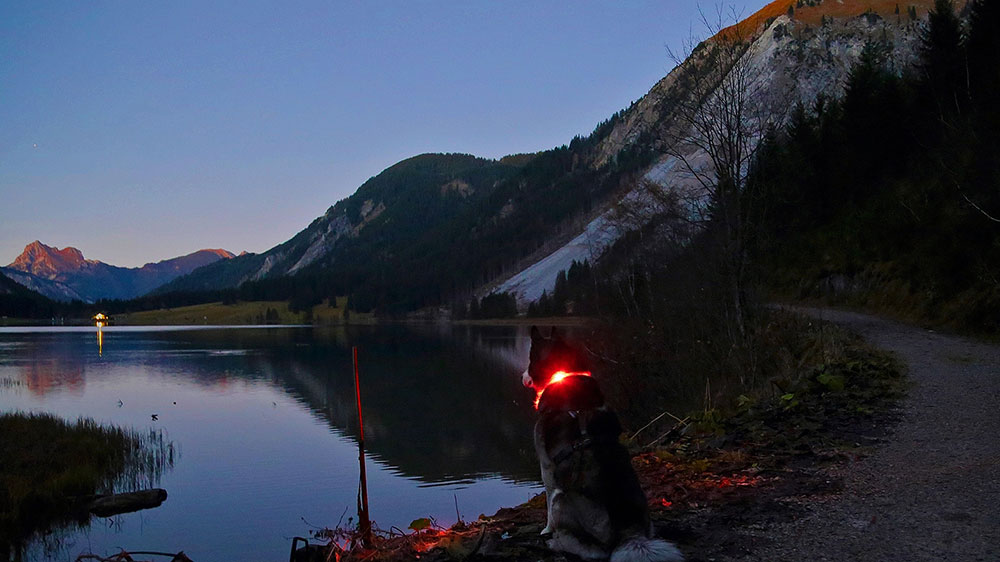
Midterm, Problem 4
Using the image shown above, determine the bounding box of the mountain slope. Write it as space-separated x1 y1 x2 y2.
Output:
4 242 235 302
0 268 86 302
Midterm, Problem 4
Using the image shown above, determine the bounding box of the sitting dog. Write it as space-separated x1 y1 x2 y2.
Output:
522 327 683 562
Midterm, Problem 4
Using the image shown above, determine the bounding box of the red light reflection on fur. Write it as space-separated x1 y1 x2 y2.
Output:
533 370 592 409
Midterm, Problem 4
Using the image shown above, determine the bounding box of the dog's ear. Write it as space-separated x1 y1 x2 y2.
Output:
530 325 542 341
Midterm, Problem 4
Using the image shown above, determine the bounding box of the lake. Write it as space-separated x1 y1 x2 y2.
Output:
0 324 543 561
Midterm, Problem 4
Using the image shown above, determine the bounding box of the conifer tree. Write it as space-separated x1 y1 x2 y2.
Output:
919 0 965 115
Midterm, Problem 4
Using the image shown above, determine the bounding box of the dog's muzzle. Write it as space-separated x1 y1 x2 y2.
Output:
521 370 534 388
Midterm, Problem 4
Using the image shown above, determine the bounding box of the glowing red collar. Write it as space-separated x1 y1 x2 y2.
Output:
534 371 592 409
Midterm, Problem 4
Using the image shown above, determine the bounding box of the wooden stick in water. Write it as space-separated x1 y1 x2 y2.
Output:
354 346 374 548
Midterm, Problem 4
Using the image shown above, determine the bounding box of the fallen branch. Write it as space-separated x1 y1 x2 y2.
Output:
645 417 691 449
629 409 685 442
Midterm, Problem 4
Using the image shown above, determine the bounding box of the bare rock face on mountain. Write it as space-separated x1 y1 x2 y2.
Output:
9 242 89 279
595 0 942 168
2 241 234 302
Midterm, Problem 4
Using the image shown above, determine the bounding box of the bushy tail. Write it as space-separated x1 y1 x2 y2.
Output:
610 535 684 562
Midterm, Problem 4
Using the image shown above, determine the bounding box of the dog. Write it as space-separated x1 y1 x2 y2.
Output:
522 326 683 562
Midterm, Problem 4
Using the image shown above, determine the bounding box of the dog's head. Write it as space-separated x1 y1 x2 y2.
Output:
521 326 589 391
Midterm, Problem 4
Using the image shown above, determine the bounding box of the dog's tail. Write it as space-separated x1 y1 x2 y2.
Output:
610 535 684 562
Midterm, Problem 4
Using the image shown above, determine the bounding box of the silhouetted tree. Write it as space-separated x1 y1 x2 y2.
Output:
919 0 965 116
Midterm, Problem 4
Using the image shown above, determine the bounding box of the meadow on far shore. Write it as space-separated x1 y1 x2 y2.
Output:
1 299 586 327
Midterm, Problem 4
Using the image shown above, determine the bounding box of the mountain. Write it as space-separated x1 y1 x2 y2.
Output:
156 124 653 313
154 153 542 300
501 0 949 303
3 241 235 302
158 0 950 313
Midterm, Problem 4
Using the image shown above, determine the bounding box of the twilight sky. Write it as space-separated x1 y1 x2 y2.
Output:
1 1 763 268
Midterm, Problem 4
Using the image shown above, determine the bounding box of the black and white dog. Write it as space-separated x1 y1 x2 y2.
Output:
522 327 683 562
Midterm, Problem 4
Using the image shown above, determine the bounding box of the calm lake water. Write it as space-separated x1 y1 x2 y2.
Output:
0 325 543 561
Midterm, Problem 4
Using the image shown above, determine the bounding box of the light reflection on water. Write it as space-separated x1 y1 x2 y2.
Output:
0 325 542 561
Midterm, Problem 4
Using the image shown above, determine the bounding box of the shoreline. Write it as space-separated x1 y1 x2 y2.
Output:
0 314 592 329
292 308 909 561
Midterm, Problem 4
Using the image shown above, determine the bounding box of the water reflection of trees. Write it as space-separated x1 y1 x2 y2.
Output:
247 326 541 485
4 326 540 485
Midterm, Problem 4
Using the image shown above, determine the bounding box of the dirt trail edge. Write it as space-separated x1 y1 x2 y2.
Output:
747 307 1000 561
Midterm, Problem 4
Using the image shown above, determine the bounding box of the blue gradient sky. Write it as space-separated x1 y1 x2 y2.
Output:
1 1 762 268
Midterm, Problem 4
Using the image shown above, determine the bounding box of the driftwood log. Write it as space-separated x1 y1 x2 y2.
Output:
89 488 168 517
76 550 192 562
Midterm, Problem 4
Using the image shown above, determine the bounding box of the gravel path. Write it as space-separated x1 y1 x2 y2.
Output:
743 307 1000 561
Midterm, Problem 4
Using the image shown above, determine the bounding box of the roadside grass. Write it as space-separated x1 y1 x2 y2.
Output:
767 259 1000 337
0 412 173 556
623 317 907 558
653 324 906 463
592 309 907 456
117 298 372 326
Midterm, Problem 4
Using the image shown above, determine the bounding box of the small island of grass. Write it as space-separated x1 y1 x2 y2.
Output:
0 412 174 558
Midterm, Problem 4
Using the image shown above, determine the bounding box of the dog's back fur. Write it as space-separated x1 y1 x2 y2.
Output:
526 327 683 561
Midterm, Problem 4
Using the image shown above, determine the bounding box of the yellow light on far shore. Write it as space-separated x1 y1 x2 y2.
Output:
93 313 108 355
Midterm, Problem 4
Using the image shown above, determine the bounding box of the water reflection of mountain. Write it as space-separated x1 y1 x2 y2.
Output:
3 326 540 485
222 326 540 485
0 332 91 395
20 358 85 396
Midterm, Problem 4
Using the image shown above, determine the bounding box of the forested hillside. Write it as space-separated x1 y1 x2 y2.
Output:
0 271 65 319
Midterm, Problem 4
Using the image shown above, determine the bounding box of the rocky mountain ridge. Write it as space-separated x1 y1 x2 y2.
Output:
595 1 943 167
3 241 235 302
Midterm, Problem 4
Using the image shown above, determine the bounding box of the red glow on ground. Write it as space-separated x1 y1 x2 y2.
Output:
533 370 592 408
660 498 673 508
412 540 436 553
412 530 444 553
715 475 763 488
